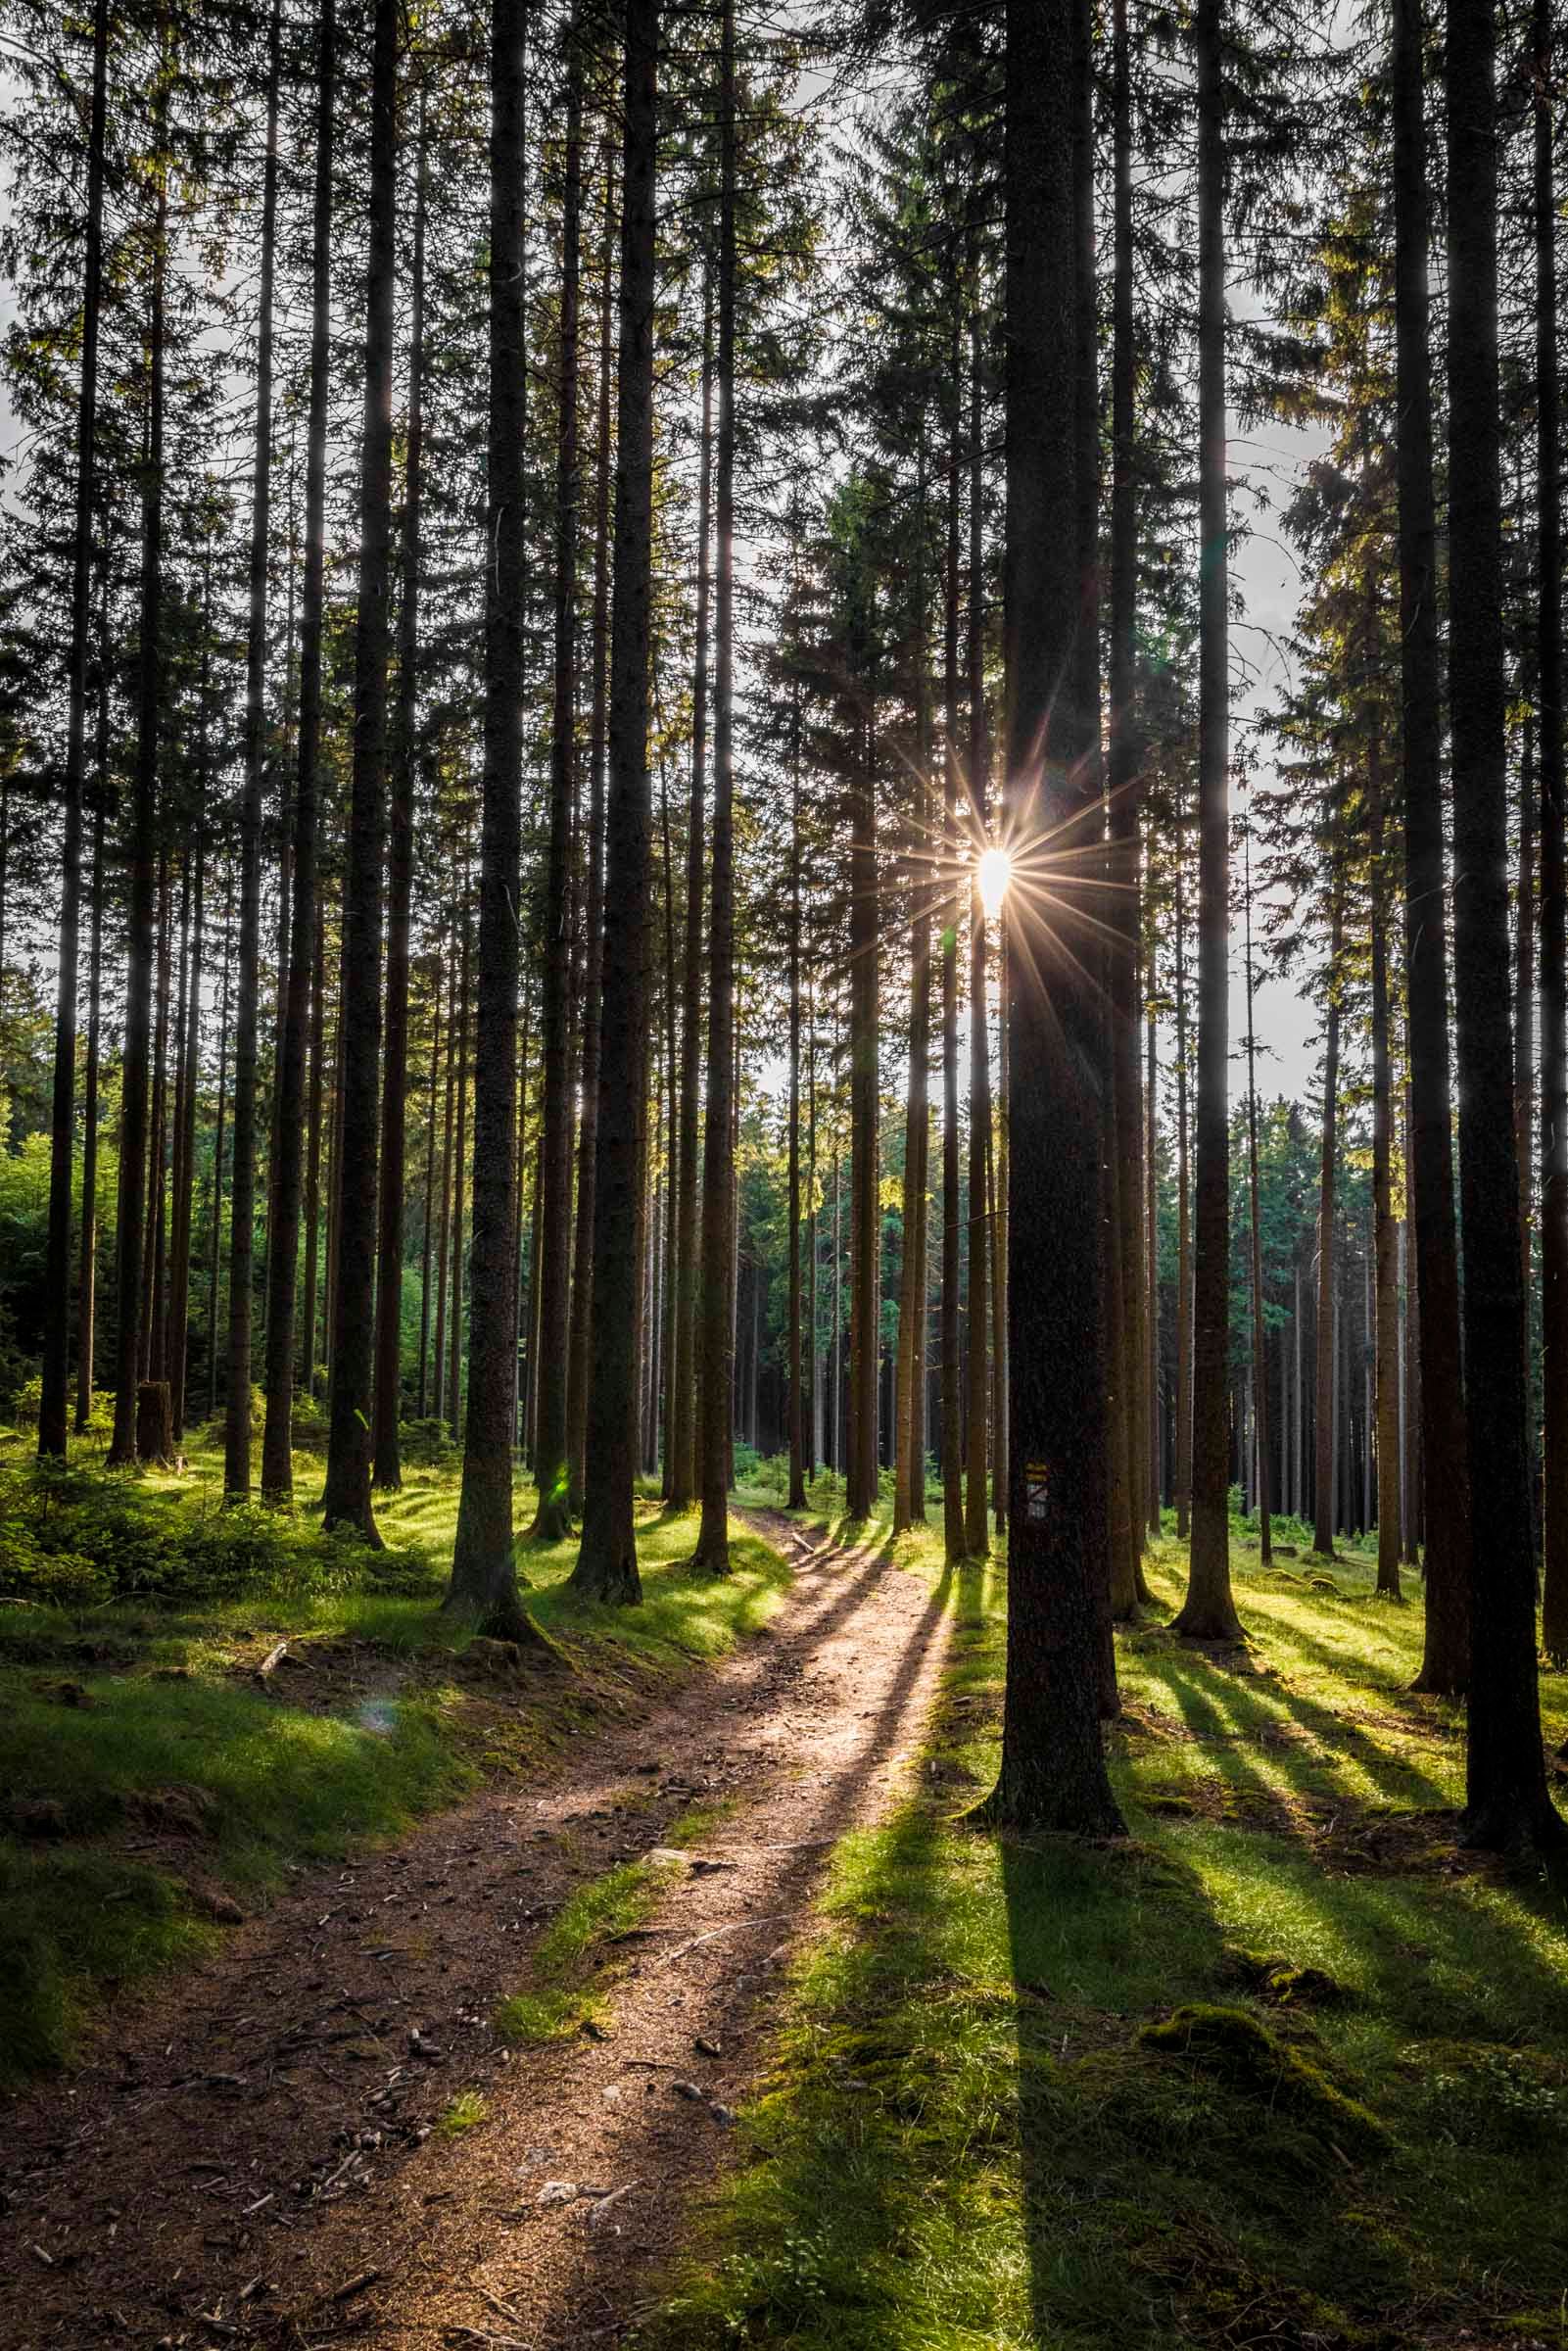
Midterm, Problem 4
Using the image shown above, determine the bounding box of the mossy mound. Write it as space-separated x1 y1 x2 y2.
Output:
1222 1945 1350 2007
1141 2003 1387 2150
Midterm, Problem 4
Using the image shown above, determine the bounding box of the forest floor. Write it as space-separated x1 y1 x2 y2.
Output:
0 1477 954 2349
9 1445 1568 2348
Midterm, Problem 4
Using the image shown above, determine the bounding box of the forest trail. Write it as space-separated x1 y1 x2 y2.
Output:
0 1510 954 2350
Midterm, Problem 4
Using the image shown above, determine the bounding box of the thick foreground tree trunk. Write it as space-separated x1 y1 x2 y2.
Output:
1446 0 1561 1852
978 0 1125 1840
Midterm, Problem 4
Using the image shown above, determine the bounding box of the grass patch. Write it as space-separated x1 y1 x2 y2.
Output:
436 2088 490 2137
646 1524 1568 2351
0 1435 790 2088
495 1848 684 2044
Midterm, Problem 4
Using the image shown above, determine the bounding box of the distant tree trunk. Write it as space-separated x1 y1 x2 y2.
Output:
76 786 107 1434
168 840 203 1446
1536 0 1568 1661
671 261 713 1513
691 0 737 1575
964 311 990 1560
321 0 397 1542
301 906 326 1400
445 0 537 1639
448 913 471 1441
373 103 429 1494
530 8 584 1545
572 0 660 1603
567 136 617 1520
252 0 314 1499
847 698 880 1523
806 983 819 1477
787 687 807 1511
1243 820 1271 1566
418 954 442 1416
1447 0 1562 1850
39 0 110 1461
1312 867 1344 1556
1175 0 1240 1640
207 872 232 1424
144 852 171 1386
1392 0 1469 1689
1175 847 1192 1536
940 339 965 1562
432 929 457 1427
1517 713 1537 1429
1369 715 1402 1600
1146 1002 1161 1532
981 0 1124 1838
991 919 1008 1530
894 448 931 1536
108 71 167 1469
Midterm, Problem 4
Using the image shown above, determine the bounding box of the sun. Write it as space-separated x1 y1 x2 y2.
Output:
977 845 1013 923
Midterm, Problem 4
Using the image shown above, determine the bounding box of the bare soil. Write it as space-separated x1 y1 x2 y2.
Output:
0 1511 954 2350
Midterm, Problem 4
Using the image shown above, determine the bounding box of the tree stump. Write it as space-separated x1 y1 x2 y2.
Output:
135 1380 176 1467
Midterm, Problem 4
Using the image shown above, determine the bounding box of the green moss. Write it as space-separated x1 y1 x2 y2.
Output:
436 2087 489 2136
1141 2002 1388 2148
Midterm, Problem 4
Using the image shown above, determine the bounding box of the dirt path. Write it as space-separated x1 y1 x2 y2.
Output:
0 1511 954 2350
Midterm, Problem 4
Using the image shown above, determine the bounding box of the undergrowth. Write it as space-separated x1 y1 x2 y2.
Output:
645 1520 1568 2351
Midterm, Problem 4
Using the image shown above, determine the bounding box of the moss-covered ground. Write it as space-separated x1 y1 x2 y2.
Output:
648 1500 1568 2351
0 1421 788 2087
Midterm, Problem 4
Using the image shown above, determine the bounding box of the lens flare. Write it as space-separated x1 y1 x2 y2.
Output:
977 845 1012 923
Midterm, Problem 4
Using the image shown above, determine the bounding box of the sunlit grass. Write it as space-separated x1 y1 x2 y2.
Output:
647 1521 1568 2351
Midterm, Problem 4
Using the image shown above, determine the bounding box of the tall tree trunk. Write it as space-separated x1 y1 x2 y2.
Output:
1393 0 1469 1688
940 335 965 1562
418 950 442 1418
691 0 738 1573
301 906 326 1402
572 0 660 1602
1536 0 1568 1661
964 310 990 1559
567 137 617 1519
168 839 203 1446
1110 0 1148 1576
848 700 880 1523
530 6 584 1543
433 927 457 1428
449 910 471 1441
1312 867 1344 1555
1175 0 1240 1639
671 261 713 1514
894 447 931 1535
108 55 167 1469
1175 844 1192 1536
39 0 110 1460
76 786 107 1434
251 0 312 1497
373 103 429 1493
445 0 537 1638
1446 0 1561 1849
787 683 807 1510
321 0 398 1540
1147 998 1161 1532
1370 713 1402 1600
207 871 232 1424
981 0 1124 1838
1243 818 1271 1564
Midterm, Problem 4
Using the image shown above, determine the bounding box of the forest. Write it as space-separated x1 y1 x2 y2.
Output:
4 0 1568 2341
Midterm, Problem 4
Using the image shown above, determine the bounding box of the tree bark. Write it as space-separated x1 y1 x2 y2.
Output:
1536 0 1568 1661
1312 866 1344 1555
691 0 737 1574
1243 820 1271 1565
108 54 167 1469
572 0 660 1604
567 133 617 1521
1369 710 1402 1599
39 0 110 1461
980 0 1124 1838
254 0 317 1499
1175 846 1192 1536
445 0 538 1640
964 309 990 1560
1447 0 1561 1850
321 0 398 1542
1175 0 1241 1641
1393 0 1469 1690
373 102 429 1493
530 6 585 1544
940 336 965 1562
